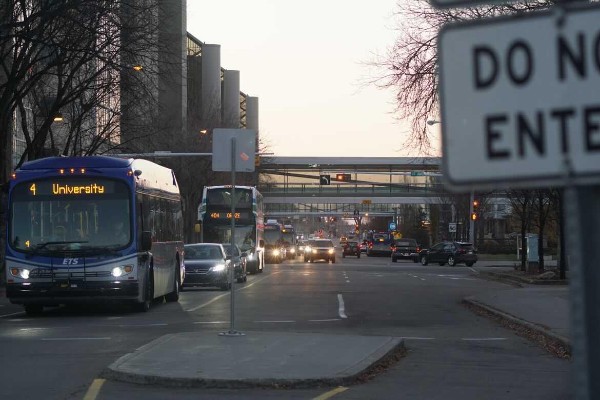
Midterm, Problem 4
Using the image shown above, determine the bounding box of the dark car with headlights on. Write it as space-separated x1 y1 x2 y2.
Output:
305 239 336 263
183 243 232 290
391 238 419 263
342 241 361 258
419 241 477 267
221 243 247 283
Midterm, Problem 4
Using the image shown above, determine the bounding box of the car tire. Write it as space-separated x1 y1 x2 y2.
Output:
220 283 231 291
357 254 360 259
413 257 419 263
466 262 475 267
447 256 456 267
331 258 336 264
392 257 397 263
420 255 428 266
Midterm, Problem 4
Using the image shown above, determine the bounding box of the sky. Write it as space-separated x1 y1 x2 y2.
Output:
187 1 425 158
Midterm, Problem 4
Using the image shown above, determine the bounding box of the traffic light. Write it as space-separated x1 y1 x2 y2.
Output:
471 199 480 221
335 173 351 182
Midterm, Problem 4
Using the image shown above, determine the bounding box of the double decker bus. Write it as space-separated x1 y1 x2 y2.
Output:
5 156 185 314
198 186 264 274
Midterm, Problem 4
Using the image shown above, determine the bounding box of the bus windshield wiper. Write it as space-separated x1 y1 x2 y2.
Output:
34 241 89 250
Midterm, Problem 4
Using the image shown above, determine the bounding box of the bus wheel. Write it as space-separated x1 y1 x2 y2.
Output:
165 270 180 302
25 304 43 315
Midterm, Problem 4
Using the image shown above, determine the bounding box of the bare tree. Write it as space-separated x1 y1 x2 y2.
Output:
506 189 534 271
369 0 555 153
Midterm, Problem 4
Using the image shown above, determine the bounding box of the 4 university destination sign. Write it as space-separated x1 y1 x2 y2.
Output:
439 4 600 189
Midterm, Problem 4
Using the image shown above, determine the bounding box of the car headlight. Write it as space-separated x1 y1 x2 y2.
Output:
290 248 295 253
305 246 311 252
210 264 226 272
111 265 133 278
312 249 317 254
246 253 253 260
328 249 334 254
272 249 280 256
10 268 30 280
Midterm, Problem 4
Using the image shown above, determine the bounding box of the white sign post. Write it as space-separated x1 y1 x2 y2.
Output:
439 5 600 399
213 129 256 337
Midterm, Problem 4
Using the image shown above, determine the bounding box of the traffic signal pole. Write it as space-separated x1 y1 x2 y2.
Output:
469 190 475 244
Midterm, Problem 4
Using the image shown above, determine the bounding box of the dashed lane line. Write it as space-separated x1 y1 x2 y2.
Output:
313 386 349 400
337 294 348 319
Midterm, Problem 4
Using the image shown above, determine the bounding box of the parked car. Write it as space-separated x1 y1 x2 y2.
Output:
342 241 361 258
305 239 336 263
221 243 247 283
419 241 477 267
391 238 420 263
183 243 232 290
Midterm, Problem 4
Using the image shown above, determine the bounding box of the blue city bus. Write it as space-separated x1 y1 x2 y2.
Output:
198 185 265 274
5 156 185 314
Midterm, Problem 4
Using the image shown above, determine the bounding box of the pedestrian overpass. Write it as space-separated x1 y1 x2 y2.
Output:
257 156 445 218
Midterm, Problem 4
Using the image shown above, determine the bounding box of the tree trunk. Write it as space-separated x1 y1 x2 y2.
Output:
538 192 545 273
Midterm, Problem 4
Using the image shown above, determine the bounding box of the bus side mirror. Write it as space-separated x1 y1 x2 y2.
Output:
194 223 200 233
141 231 152 251
259 239 265 248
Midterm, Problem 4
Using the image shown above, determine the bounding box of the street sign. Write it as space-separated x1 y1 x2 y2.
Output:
449 223 457 233
389 222 397 231
212 129 256 172
439 5 600 189
410 171 425 177
319 174 330 185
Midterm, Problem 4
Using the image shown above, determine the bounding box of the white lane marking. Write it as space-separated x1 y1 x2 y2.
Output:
185 272 279 312
309 318 342 322
345 280 350 283
469 267 479 274
193 321 228 324
402 337 436 340
116 323 168 327
42 337 111 341
462 338 507 341
253 320 295 323
0 311 25 318
337 294 348 319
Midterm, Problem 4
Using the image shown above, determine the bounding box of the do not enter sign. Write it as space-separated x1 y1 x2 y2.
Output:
439 4 600 189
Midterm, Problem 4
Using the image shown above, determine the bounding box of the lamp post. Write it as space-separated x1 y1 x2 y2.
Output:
427 118 475 243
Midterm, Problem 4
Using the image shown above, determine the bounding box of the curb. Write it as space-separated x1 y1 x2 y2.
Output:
480 271 568 286
463 296 571 358
101 337 407 389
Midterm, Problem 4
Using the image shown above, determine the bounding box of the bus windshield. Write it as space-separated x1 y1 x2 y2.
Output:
9 178 131 254
203 224 256 252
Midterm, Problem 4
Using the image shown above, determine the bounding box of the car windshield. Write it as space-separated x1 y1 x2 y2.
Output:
185 245 222 260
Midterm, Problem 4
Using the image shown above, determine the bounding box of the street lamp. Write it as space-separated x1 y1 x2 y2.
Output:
53 113 64 123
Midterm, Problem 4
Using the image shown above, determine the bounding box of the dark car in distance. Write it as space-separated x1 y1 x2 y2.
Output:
342 241 360 258
391 238 419 263
305 239 336 263
342 241 361 258
183 243 232 290
419 241 477 267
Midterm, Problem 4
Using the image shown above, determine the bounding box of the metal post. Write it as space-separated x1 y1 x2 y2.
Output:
469 190 475 244
220 137 244 337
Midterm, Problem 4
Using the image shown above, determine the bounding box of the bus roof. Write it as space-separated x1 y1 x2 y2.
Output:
17 156 133 170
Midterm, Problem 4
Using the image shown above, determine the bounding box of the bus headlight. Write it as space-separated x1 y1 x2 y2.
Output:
10 268 30 279
210 264 226 272
290 248 295 254
111 265 133 278
272 249 280 256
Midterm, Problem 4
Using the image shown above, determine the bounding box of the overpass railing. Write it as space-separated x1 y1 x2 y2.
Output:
258 182 448 196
